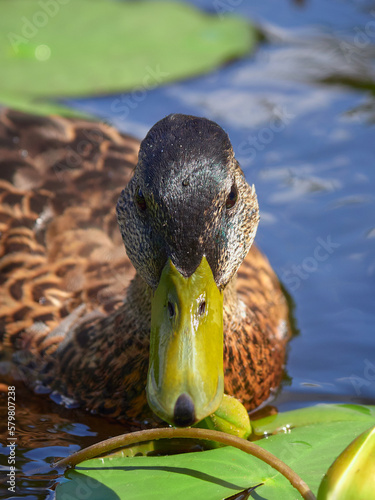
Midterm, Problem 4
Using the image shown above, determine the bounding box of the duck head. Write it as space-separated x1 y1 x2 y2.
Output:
117 114 259 426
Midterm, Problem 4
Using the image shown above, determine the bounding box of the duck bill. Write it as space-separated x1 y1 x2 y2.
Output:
146 256 224 427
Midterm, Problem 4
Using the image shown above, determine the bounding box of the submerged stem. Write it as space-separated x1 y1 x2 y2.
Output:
54 427 316 500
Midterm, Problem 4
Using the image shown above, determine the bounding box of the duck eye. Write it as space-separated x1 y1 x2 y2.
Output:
226 184 238 210
135 188 147 211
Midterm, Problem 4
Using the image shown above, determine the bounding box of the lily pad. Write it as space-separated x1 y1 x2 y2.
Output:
252 403 375 436
56 404 375 500
0 0 256 115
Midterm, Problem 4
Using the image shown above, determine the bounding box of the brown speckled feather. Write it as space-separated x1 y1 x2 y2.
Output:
0 109 289 424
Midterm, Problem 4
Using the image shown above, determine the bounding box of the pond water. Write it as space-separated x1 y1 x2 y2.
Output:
1 0 375 498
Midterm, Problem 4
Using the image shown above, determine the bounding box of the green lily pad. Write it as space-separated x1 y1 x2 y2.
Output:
0 91 90 117
0 0 256 115
252 403 375 436
56 404 375 500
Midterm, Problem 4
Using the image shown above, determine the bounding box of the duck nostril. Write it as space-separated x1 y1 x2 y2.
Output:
167 301 175 318
174 393 196 427
198 300 206 316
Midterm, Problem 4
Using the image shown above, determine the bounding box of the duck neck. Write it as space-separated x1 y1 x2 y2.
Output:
223 273 240 323
123 273 152 333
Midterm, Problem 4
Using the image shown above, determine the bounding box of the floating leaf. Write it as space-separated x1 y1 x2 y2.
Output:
252 403 375 436
0 0 256 114
56 404 375 500
58 447 267 500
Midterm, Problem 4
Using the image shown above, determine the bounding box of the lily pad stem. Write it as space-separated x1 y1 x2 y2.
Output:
54 427 316 500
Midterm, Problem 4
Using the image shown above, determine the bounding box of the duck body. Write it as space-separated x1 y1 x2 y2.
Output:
0 109 289 425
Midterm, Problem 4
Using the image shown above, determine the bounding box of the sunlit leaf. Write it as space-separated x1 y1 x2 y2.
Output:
252 403 375 436
56 404 375 500
0 0 256 114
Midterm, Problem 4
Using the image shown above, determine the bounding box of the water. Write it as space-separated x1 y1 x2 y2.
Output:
1 0 375 498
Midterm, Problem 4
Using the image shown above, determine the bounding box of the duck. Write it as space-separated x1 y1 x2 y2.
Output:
0 109 290 427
